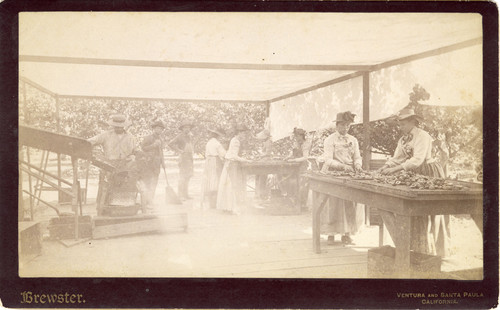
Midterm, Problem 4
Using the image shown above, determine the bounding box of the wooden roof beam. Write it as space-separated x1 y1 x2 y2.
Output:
58 94 267 105
19 76 57 97
369 37 482 71
19 55 371 71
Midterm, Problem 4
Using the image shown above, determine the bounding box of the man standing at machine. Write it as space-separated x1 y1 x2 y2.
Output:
88 114 138 215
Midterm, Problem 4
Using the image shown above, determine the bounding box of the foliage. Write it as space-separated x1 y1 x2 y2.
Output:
20 82 482 173
20 83 267 156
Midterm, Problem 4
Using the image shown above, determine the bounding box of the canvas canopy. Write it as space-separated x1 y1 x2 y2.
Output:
19 12 482 140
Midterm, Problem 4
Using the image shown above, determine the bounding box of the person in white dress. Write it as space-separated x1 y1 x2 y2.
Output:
216 124 251 214
319 111 365 245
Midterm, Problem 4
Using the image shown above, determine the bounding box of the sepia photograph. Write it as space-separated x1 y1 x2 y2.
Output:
4 4 497 308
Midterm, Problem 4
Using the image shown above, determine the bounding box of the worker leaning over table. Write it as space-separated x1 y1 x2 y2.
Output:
378 108 450 257
318 111 365 245
283 127 312 211
87 114 139 215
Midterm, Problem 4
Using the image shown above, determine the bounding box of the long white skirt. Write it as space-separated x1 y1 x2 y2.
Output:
216 161 245 213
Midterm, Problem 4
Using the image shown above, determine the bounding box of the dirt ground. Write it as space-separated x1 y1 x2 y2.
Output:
19 156 483 279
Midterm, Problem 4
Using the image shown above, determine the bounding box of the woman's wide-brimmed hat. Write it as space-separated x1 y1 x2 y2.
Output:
151 120 165 129
334 111 356 124
397 108 424 122
107 114 131 128
179 120 194 129
207 127 225 136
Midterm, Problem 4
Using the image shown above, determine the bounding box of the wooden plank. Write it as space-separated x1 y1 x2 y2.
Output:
268 71 366 104
92 218 162 239
370 37 482 72
60 94 267 105
362 72 371 170
212 253 367 276
19 75 57 97
19 125 93 160
313 192 329 254
20 54 372 71
306 172 482 199
58 237 91 248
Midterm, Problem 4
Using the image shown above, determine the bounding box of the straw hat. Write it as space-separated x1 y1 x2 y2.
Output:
107 114 131 128
334 111 356 124
397 108 423 122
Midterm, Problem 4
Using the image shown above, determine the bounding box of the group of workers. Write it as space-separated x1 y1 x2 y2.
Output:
88 106 450 257
88 115 195 215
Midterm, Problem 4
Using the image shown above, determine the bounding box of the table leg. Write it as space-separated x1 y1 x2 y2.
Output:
471 213 483 234
295 170 300 213
312 191 329 254
394 215 411 278
379 210 411 278
241 170 249 211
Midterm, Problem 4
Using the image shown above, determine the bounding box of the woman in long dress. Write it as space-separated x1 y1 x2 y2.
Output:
216 124 250 214
202 127 226 209
379 108 449 257
320 111 365 244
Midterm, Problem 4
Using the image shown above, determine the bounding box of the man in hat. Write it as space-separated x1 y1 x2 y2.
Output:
139 120 166 211
319 111 364 245
88 114 138 215
168 120 195 200
202 127 227 209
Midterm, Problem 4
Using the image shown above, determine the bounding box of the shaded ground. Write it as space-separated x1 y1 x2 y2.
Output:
19 155 483 279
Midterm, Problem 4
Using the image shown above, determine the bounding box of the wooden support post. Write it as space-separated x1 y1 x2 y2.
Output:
55 95 63 201
25 148 34 221
362 72 372 170
19 157 24 222
21 81 33 219
71 157 80 240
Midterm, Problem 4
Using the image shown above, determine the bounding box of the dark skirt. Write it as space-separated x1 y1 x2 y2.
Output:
411 161 450 257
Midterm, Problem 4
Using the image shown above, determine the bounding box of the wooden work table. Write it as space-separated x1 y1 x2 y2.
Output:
305 172 483 278
241 160 302 211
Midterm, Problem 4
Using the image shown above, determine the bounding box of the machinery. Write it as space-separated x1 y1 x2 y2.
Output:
19 125 187 246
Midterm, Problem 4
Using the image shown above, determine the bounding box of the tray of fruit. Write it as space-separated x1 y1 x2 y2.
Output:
348 172 374 180
373 171 469 191
319 170 351 177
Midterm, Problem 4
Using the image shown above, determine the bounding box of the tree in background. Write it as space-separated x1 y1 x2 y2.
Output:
19 83 267 157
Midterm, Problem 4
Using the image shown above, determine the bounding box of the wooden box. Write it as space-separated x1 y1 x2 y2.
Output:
19 221 42 259
368 245 441 278
48 215 93 239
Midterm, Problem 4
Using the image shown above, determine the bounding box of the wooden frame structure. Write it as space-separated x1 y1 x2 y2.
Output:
19 35 481 171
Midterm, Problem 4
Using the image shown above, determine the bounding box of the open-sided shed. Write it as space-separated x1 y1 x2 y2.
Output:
19 12 482 168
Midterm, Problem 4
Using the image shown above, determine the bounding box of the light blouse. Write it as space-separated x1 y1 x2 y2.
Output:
385 127 435 171
205 138 226 159
225 137 246 161
321 131 362 169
